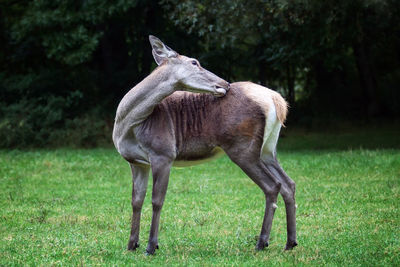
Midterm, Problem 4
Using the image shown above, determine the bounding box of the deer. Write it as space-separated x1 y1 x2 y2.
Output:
112 35 297 255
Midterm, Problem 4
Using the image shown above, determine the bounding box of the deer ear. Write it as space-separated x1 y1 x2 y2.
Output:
149 35 178 65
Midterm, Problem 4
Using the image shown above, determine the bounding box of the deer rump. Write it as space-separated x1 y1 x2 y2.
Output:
135 81 288 167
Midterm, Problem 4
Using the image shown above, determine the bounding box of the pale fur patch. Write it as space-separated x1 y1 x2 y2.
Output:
238 82 274 116
238 82 287 159
237 82 288 125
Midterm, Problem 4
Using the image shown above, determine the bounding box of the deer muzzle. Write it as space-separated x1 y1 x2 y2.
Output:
214 82 230 97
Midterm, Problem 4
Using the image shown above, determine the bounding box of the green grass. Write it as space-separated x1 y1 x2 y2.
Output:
1 130 399 266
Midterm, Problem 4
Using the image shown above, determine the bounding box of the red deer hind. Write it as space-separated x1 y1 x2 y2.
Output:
113 35 297 255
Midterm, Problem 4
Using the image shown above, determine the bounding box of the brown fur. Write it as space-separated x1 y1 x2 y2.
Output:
237 119 259 138
136 84 266 163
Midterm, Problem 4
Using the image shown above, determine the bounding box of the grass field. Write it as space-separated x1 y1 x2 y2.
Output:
1 128 399 266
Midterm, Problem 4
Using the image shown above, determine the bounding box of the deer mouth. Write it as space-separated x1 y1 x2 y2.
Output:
214 87 227 97
214 83 230 97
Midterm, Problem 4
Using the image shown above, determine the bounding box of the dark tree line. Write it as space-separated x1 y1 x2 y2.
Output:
0 0 399 147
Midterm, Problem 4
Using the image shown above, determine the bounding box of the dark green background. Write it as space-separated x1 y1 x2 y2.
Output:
1 0 399 148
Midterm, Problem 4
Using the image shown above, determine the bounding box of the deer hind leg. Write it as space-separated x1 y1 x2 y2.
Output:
146 155 172 255
270 159 298 250
225 146 281 250
260 122 297 250
128 164 150 250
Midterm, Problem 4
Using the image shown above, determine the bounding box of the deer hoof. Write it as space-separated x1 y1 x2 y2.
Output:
127 241 139 251
145 251 154 256
145 243 159 255
284 241 298 250
255 240 269 251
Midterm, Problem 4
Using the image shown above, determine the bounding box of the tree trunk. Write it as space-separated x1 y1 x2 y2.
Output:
352 10 380 118
258 59 267 86
353 41 380 117
286 63 296 108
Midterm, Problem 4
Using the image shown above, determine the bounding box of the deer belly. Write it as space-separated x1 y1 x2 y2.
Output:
173 147 225 167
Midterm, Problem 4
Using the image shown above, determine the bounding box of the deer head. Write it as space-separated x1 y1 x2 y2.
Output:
149 35 229 97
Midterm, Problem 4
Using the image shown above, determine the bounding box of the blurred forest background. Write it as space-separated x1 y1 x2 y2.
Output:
1 0 399 148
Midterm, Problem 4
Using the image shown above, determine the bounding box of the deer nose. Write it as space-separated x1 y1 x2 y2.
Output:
216 81 230 90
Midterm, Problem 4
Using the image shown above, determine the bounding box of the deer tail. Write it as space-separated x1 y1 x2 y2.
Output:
271 92 289 127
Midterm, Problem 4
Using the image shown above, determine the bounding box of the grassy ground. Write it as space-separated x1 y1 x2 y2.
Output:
1 129 399 266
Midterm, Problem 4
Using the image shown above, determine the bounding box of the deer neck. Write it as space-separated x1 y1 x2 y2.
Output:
115 65 175 128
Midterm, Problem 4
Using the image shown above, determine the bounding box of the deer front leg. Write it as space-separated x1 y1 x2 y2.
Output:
127 164 150 250
146 156 172 255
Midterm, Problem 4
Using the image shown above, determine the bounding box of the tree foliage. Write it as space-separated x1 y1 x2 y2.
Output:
163 0 400 118
0 0 179 147
0 0 399 148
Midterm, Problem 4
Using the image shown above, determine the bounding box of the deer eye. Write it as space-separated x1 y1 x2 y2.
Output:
191 60 198 66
